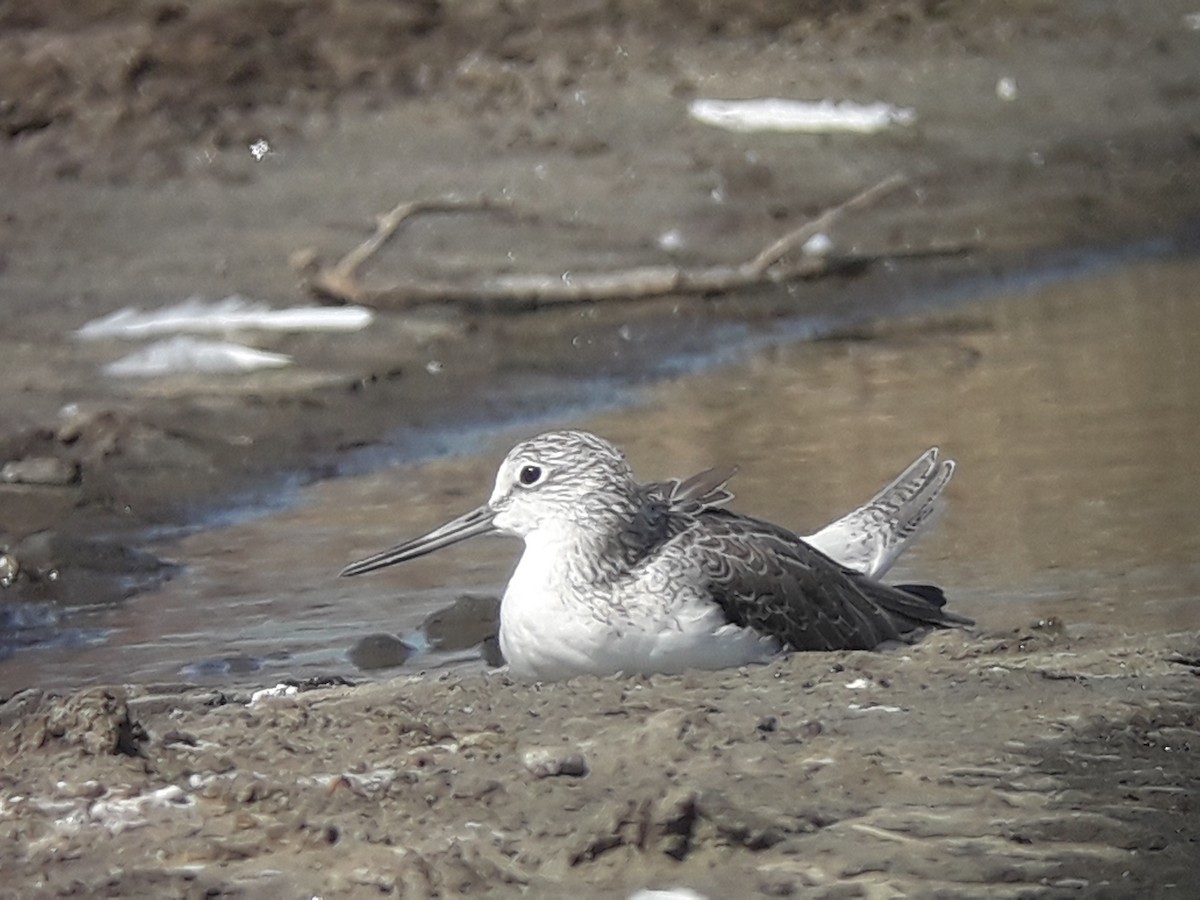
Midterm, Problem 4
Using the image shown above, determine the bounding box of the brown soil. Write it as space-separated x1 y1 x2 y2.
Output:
1 0 1199 894
3 630 1198 896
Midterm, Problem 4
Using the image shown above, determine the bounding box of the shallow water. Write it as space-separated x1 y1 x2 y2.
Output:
5 254 1199 690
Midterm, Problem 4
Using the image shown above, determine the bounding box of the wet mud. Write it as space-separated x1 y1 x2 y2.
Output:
3 630 1198 896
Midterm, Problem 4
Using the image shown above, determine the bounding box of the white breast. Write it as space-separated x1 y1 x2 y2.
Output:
497 531 780 680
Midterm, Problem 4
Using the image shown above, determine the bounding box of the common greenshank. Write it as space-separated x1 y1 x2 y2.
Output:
341 430 971 680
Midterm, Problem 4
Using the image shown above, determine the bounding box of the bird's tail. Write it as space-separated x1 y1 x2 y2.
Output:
870 579 974 630
805 448 954 579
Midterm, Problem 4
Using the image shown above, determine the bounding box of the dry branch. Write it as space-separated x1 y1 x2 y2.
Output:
308 196 507 303
306 174 966 311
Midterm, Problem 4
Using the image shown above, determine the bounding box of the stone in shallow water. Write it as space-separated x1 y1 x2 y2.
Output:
348 633 415 671
418 593 500 651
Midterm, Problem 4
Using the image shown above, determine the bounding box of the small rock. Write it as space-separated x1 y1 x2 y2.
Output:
481 635 506 668
798 720 823 739
348 633 414 670
419 593 500 651
0 552 18 587
1 456 79 486
521 747 589 778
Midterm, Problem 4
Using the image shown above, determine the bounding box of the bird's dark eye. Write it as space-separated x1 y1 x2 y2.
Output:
518 464 543 486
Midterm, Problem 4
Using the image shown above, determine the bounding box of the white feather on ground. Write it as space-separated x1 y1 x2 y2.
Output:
103 336 292 376
76 295 372 339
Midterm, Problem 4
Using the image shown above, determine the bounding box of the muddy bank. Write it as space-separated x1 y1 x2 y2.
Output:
2 628 1198 896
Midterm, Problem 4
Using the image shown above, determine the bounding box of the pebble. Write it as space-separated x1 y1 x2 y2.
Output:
521 747 589 778
348 633 415 670
1 456 79 485
629 889 709 900
0 552 18 587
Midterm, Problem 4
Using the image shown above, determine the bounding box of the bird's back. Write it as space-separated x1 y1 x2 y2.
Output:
649 505 970 653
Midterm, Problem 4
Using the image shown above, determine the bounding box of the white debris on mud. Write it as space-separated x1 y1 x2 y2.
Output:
76 295 373 339
688 98 916 134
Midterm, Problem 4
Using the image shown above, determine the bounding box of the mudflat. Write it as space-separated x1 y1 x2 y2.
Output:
3 630 1198 895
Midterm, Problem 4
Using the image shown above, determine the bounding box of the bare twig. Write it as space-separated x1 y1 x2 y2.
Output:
309 196 505 302
746 172 908 275
305 174 962 311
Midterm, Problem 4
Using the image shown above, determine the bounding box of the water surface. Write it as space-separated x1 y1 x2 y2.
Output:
5 254 1199 689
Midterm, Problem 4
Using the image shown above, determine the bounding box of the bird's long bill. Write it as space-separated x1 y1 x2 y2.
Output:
339 505 497 577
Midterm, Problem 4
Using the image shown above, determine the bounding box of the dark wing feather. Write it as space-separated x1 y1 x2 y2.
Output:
682 509 971 651
621 468 738 570
646 465 739 516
